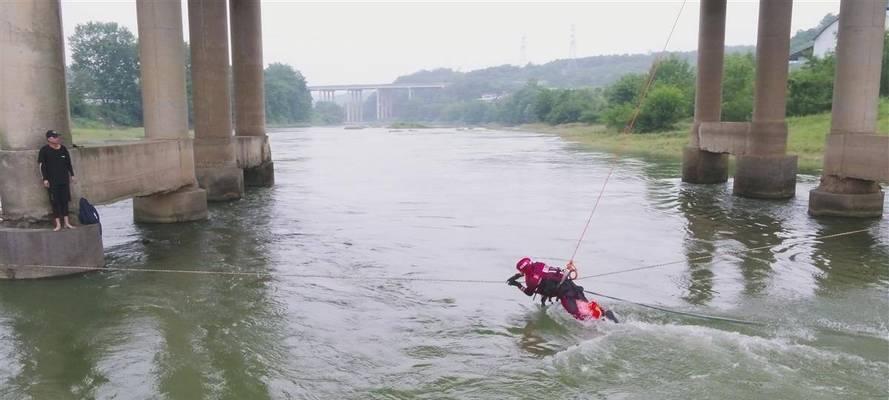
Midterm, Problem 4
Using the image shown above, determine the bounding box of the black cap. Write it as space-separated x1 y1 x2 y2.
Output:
46 130 60 138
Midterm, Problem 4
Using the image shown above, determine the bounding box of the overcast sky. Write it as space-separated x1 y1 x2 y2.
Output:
60 1 841 85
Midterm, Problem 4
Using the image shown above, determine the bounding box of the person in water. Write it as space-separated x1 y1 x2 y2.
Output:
508 257 618 322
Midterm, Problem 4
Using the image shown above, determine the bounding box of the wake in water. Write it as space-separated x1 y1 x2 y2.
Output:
543 313 889 399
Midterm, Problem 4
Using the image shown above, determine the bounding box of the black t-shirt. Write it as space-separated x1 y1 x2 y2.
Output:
37 144 74 186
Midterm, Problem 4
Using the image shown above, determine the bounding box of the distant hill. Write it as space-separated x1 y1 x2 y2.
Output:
393 45 754 100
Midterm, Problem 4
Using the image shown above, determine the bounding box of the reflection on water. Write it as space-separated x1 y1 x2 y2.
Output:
0 127 886 399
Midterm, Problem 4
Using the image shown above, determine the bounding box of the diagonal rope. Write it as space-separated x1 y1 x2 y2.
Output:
568 0 688 264
584 290 765 326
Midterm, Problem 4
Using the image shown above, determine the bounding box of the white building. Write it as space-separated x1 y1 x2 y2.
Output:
812 8 889 58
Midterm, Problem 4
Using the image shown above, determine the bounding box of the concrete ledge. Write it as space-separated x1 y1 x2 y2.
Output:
133 185 208 223
74 139 198 204
235 135 271 169
698 122 749 155
823 134 889 182
808 188 885 217
681 146 729 184
734 154 798 199
1 139 197 222
0 223 104 279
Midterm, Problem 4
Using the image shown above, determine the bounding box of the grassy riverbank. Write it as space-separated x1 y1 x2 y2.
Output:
521 98 889 173
70 118 144 143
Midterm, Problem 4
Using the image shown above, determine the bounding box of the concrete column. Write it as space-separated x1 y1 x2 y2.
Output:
381 90 387 120
733 0 797 199
230 0 274 187
351 91 357 123
0 0 105 278
0 0 73 222
681 0 729 184
377 89 383 121
189 0 243 201
358 90 363 122
381 90 386 120
230 0 265 137
135 0 208 223
345 91 350 123
408 87 413 101
809 0 887 217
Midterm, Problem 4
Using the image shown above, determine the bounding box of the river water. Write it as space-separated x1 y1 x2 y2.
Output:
1 127 886 399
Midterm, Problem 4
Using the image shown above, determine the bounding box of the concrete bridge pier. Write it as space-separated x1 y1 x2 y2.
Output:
345 89 364 123
134 0 208 223
809 0 888 217
345 91 352 122
681 0 729 184
0 0 104 276
189 0 243 201
231 0 274 187
358 90 364 122
733 0 798 199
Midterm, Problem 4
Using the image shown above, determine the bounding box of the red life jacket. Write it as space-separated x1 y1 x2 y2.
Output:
522 262 565 297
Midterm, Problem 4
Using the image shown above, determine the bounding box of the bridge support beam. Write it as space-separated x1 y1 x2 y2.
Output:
189 0 243 201
135 0 208 223
809 0 887 217
733 0 797 199
231 0 274 187
682 0 728 184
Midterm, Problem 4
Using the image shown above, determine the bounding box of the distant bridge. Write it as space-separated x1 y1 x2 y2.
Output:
308 83 447 123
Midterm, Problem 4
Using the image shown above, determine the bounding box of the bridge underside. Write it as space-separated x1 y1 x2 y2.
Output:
682 0 886 216
0 0 275 278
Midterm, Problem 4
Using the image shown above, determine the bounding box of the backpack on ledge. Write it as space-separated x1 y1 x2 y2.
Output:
78 197 101 227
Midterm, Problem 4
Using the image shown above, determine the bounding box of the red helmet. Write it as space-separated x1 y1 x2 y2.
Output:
516 257 532 272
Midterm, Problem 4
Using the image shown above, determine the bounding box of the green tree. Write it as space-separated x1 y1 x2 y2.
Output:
788 54 835 116
264 63 312 124
603 103 635 131
605 73 647 105
543 89 604 124
68 22 141 125
312 102 344 125
721 53 755 121
533 88 555 122
499 81 545 124
650 56 695 115
651 55 694 89
634 85 688 132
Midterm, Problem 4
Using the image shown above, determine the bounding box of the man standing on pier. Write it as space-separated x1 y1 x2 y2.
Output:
37 130 76 231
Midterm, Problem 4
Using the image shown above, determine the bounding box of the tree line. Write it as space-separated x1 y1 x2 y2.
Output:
398 33 888 132
67 22 313 128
